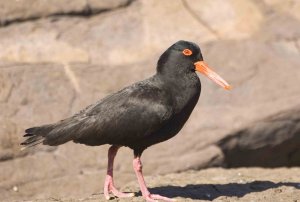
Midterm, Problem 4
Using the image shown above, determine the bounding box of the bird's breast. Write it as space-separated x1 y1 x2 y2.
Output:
170 74 201 114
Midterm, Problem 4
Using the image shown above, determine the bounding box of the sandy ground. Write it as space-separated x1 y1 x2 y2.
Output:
27 167 300 202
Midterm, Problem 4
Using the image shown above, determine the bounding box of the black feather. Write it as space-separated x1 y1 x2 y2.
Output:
23 133 33 137
21 40 202 152
21 124 55 147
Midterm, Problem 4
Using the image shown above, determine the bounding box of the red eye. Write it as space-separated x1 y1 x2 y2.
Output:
182 49 193 56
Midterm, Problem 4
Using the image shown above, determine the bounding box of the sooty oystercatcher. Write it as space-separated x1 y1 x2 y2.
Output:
21 40 231 202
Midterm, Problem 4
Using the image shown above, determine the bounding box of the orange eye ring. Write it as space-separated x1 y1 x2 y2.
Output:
182 49 193 56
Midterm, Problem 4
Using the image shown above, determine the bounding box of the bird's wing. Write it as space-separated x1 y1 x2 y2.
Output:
30 80 173 146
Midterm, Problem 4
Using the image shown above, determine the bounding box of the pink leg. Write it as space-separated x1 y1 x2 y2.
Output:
133 155 176 202
104 145 134 200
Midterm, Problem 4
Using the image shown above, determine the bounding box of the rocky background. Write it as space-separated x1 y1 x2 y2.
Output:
0 0 300 201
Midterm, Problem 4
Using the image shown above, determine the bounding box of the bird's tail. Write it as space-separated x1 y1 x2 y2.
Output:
21 117 83 150
20 124 55 150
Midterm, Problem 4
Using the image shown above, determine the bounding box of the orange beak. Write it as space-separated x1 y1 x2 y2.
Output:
194 61 232 90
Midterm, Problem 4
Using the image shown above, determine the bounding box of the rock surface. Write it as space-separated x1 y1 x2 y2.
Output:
219 106 300 167
16 168 300 202
0 0 300 201
0 0 132 25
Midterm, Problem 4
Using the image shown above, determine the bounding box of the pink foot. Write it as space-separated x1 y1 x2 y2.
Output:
104 175 134 200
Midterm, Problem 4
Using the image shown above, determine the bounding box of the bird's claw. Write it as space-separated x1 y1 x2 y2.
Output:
104 180 134 200
105 190 134 200
145 194 176 202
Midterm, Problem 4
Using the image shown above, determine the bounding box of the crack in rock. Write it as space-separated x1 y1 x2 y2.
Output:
0 0 136 27
294 39 300 53
66 88 77 117
62 63 81 94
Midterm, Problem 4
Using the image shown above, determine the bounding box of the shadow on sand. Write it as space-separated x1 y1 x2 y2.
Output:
145 181 300 200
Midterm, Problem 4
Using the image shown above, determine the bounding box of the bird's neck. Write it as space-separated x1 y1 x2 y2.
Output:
156 72 201 113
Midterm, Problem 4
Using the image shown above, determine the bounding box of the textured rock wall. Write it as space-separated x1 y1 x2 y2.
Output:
0 0 300 201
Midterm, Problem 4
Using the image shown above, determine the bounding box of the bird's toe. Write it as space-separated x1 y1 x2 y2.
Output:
111 189 135 198
150 194 176 202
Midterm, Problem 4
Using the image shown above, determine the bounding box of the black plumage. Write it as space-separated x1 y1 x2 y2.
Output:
21 40 231 201
22 40 202 154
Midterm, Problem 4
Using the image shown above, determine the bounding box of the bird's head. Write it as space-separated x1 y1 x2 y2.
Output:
157 40 231 90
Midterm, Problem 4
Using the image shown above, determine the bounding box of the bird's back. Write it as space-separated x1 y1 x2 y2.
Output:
22 69 201 152
22 76 174 149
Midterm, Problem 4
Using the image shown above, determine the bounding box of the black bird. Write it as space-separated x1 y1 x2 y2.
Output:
21 40 231 202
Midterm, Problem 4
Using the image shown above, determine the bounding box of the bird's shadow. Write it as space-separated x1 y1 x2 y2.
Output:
142 181 300 200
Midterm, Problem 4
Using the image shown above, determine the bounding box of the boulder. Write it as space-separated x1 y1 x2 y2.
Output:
218 107 300 167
